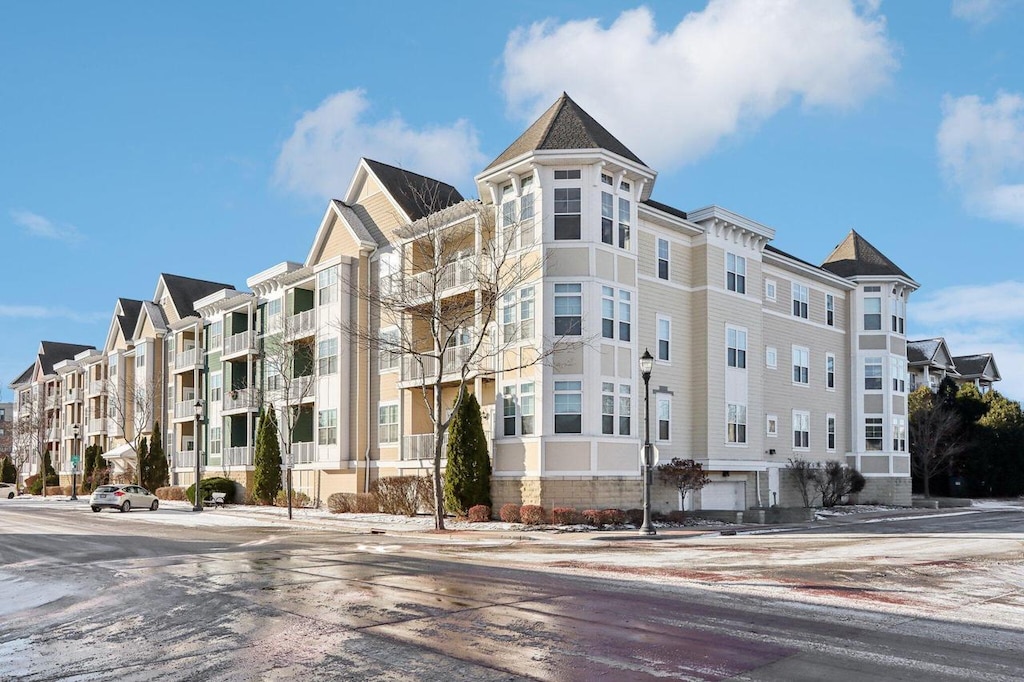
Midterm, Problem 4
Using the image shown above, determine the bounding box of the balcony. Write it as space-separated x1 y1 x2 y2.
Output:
175 451 196 469
223 331 255 358
224 446 252 467
64 388 83 404
291 441 316 464
107 419 123 437
223 387 256 413
402 433 447 461
174 348 201 371
87 417 107 435
87 381 105 397
399 345 480 386
287 375 314 402
63 423 78 438
406 255 476 300
174 400 198 421
287 309 316 338
46 428 60 442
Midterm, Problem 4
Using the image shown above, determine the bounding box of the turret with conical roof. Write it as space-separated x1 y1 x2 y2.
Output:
821 230 914 282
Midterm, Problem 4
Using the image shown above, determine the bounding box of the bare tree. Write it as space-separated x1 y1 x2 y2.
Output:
336 185 552 530
11 391 50 495
106 378 159 486
787 457 819 508
909 386 970 497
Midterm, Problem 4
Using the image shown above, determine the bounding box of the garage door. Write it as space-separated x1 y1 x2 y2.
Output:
701 481 746 510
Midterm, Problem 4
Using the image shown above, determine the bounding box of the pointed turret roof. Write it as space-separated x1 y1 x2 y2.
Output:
820 230 912 280
485 93 645 171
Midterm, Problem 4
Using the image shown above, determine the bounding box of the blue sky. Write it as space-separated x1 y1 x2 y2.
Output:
3 0 1024 400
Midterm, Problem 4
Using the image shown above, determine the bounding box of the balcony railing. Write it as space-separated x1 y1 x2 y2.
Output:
291 441 316 464
287 375 314 401
88 381 105 396
63 423 78 438
224 446 252 467
223 331 254 356
401 345 474 383
402 433 447 461
174 400 198 420
88 417 106 434
46 428 60 442
223 387 255 412
287 309 316 337
174 348 200 370
407 255 476 299
64 388 83 403
175 451 196 469
107 418 123 437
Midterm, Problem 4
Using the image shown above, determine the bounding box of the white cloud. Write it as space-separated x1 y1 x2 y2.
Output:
938 93 1024 225
0 304 106 324
11 210 82 243
274 89 487 200
501 1 897 170
910 281 1024 401
951 0 1013 26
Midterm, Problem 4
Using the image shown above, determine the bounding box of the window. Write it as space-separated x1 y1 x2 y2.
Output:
318 337 338 375
265 364 281 391
765 279 777 301
618 290 631 341
657 316 671 362
892 417 906 452
502 286 535 342
601 192 614 245
826 353 836 390
865 357 883 390
554 169 581 179
209 321 223 349
891 295 905 334
864 296 882 330
826 294 835 327
521 383 535 435
827 415 836 451
109 357 117 376
210 373 222 403
766 414 778 437
766 346 778 369
554 381 582 433
727 403 747 444
891 356 906 392
657 238 669 280
618 197 630 249
519 176 535 246
318 409 337 445
656 395 671 441
865 417 883 451
379 328 400 371
135 345 145 368
727 327 747 369
618 384 631 435
501 183 516 229
267 298 283 318
792 283 809 319
210 427 222 455
601 287 615 339
793 346 809 384
620 180 631 192
601 382 615 435
554 284 582 336
793 411 810 449
378 404 398 444
503 385 517 436
553 187 581 240
318 266 338 306
727 253 746 294
601 173 613 185
502 382 535 436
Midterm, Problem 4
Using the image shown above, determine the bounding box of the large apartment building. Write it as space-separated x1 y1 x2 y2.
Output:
8 94 1003 510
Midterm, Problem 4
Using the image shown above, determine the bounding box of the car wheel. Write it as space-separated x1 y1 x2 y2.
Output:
6 492 13 499
150 500 159 511
121 500 131 513
91 506 101 512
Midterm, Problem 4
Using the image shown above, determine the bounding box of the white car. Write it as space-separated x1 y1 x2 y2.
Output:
1 482 16 499
90 484 159 513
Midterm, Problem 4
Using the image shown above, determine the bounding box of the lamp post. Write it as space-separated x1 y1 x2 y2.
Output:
639 349 656 536
71 423 80 501
192 399 203 512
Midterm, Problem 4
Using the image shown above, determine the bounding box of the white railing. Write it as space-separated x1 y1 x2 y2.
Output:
174 400 197 420
287 309 316 337
107 418 123 437
224 446 251 467
402 345 474 383
291 441 316 464
402 433 447 461
287 376 314 401
88 417 106 434
63 423 78 438
175 348 199 370
46 427 60 442
223 331 254 356
223 387 254 411
175 451 196 468
88 381 104 396
408 256 476 299
64 388 83 403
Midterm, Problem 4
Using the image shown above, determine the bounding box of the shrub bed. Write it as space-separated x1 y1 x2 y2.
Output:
581 509 603 528
372 476 427 516
551 507 582 525
354 492 379 513
499 503 521 523
327 492 355 513
625 509 644 527
520 505 546 525
45 486 64 496
275 489 311 508
155 486 187 501
666 510 687 524
467 504 491 522
185 477 238 505
600 509 626 526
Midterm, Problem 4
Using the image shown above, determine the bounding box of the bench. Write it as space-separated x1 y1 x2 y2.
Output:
204 492 227 508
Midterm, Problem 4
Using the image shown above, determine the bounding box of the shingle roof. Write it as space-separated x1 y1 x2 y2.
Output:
485 93 646 171
953 354 994 378
363 159 464 223
820 230 913 280
161 274 235 319
10 364 34 388
641 199 688 221
117 298 144 340
907 338 941 365
765 243 829 273
38 341 95 376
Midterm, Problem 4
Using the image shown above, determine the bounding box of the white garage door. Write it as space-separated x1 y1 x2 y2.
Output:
701 481 746 511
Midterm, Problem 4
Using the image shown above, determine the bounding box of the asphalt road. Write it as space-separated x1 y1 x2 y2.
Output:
1 503 1022 681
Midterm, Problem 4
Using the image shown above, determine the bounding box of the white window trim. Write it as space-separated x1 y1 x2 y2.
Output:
826 413 837 452
726 325 748 370
656 238 670 280
792 345 810 387
825 352 836 392
726 402 747 446
765 278 777 302
793 409 811 451
656 315 671 364
766 346 778 369
766 414 778 437
655 393 672 443
377 401 399 446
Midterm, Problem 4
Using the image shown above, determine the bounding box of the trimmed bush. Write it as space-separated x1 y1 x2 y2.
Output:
582 509 604 528
45 486 64 496
499 503 521 523
354 492 379 513
155 486 187 501
600 509 626 526
373 476 428 516
275 489 311 508
625 509 644 527
520 505 545 525
327 492 354 513
185 476 237 505
467 505 491 522
551 507 582 525
666 510 687 524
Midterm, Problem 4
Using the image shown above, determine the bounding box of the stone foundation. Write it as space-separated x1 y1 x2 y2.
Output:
855 475 912 506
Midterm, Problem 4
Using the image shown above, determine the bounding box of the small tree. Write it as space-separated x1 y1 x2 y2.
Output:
1 456 17 484
443 390 491 515
252 407 283 505
136 437 149 490
787 457 819 507
814 461 866 507
656 458 711 511
146 422 169 492
909 385 970 496
84 444 109 491
105 377 159 486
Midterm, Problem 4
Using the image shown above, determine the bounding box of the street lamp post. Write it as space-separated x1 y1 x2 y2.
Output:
192 400 203 512
71 423 80 501
639 349 656 536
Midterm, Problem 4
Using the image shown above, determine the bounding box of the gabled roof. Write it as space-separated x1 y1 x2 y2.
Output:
641 199 687 221
820 230 913 281
485 93 646 171
953 354 1000 381
362 159 463 223
117 298 144 340
141 301 169 333
10 364 34 388
907 338 957 370
159 274 236 320
38 341 95 376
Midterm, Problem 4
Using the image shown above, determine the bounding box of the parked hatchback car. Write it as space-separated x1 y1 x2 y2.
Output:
1 482 16 499
90 484 159 512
